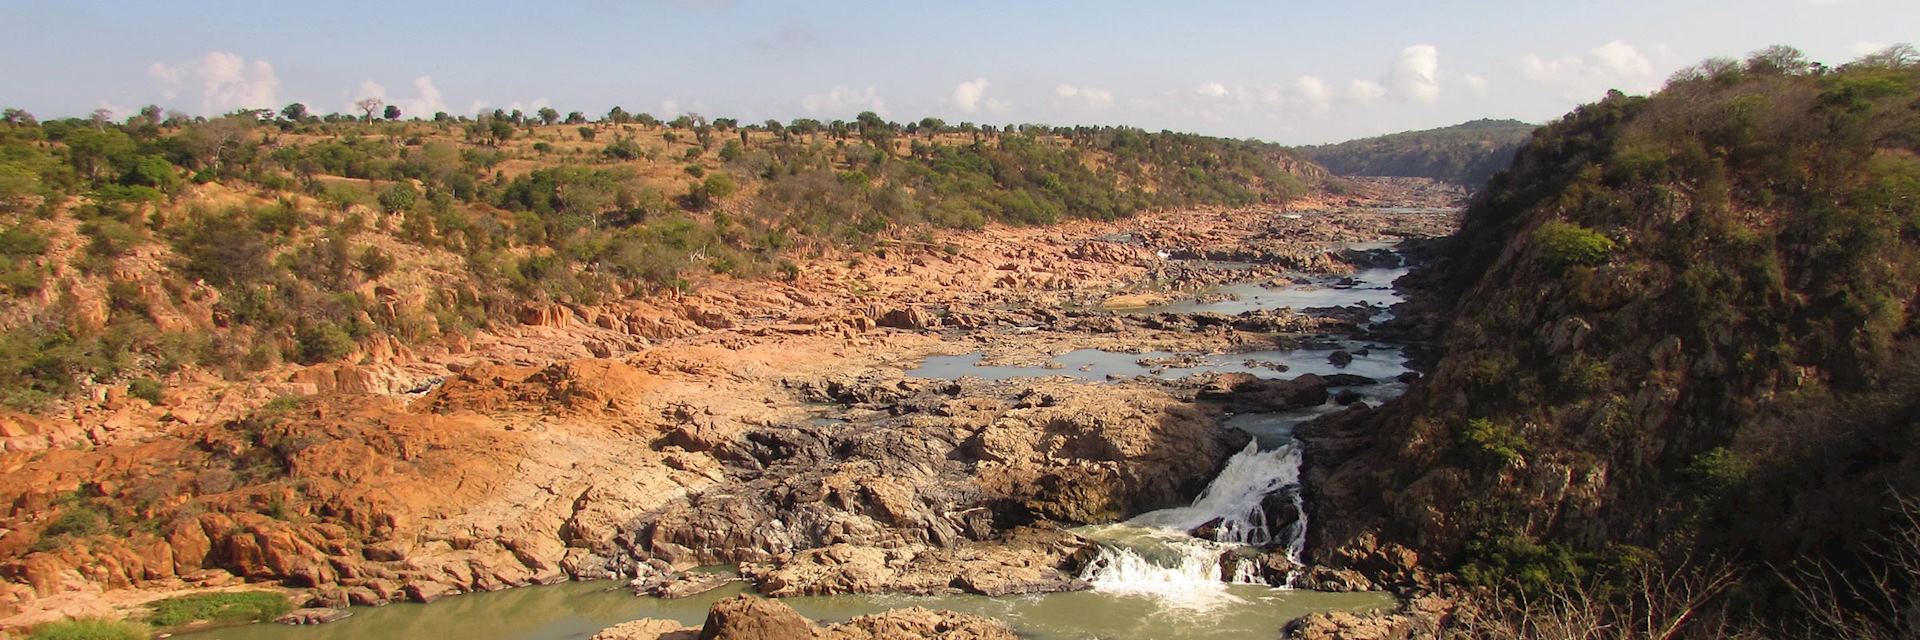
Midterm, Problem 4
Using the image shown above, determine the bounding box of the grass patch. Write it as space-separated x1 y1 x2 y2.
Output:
145 591 292 627
27 618 148 640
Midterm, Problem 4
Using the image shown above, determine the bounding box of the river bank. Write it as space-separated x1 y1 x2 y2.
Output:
0 178 1461 637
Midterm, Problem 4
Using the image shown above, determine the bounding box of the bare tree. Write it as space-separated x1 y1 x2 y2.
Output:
1456 556 1742 640
1775 493 1920 640
356 97 384 124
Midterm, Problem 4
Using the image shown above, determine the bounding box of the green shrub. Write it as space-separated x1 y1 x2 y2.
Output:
145 591 292 627
126 377 164 405
27 618 148 640
703 173 737 199
1533 221 1615 267
294 322 356 364
1461 418 1528 466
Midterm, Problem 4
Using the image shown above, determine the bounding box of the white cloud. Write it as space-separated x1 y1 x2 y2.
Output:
1462 74 1489 97
1348 79 1387 104
984 97 1012 114
1293 75 1333 114
800 85 888 118
1851 40 1888 56
951 77 991 113
147 51 281 115
1196 82 1230 98
1521 40 1662 101
660 99 680 116
1392 44 1443 102
1054 84 1114 109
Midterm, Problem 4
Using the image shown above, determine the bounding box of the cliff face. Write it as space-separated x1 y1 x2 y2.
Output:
1302 57 1920 585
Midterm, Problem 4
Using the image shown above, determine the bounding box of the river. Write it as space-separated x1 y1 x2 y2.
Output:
180 246 1415 640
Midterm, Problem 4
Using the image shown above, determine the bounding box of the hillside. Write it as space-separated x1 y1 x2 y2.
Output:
1299 46 1920 636
1298 119 1536 186
0 111 1326 415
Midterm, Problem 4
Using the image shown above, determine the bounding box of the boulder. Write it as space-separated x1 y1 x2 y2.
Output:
699 596 818 640
593 619 701 640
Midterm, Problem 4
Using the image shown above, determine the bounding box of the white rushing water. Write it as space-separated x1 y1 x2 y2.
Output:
1080 440 1312 605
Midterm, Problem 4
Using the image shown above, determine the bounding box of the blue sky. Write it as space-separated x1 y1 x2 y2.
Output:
2 0 1913 144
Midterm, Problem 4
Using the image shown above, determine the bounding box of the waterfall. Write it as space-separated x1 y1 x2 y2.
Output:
1080 439 1311 600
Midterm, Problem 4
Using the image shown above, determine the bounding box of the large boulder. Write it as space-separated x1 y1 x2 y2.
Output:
699 596 818 640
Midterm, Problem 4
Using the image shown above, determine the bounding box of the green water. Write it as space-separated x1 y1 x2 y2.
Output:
174 581 1395 640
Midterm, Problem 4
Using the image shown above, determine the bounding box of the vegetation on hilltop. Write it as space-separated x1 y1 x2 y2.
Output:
1308 44 1920 637
0 104 1321 412
1298 118 1536 186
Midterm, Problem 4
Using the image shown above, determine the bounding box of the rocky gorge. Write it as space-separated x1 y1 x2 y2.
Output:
0 177 1463 637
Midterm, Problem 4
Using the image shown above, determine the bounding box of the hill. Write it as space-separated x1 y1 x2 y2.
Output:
1298 119 1536 186
0 110 1326 414
1300 46 1920 636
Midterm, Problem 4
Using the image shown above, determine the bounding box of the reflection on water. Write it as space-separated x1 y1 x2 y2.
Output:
177 580 1394 640
1143 267 1408 316
908 347 1407 383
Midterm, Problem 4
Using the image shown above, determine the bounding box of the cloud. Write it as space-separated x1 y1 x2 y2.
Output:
1293 75 1334 114
1348 79 1387 104
1851 40 1888 56
951 78 991 113
1521 40 1662 101
1462 74 1489 97
1392 44 1442 102
801 85 888 118
147 51 281 115
1054 84 1114 109
1196 82 1230 99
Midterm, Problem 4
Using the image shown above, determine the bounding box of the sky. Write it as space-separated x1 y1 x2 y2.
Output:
1 0 1914 145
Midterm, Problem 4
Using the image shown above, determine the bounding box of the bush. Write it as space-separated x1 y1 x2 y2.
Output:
1533 221 1615 267
703 173 737 199
27 618 148 640
145 591 292 627
294 322 356 364
126 377 164 405
1461 418 1528 466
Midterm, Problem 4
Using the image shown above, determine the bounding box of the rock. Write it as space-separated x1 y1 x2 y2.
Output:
869 306 937 331
699 595 818 640
1327 351 1354 367
1321 373 1375 387
821 607 1018 640
648 571 739 599
1283 609 1421 640
1196 373 1329 413
593 619 700 640
276 608 352 625
1334 389 1364 406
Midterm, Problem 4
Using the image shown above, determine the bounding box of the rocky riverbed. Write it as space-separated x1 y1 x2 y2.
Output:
0 178 1461 636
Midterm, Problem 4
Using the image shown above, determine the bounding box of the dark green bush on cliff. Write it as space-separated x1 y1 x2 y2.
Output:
27 618 148 640
1531 221 1614 267
145 591 292 626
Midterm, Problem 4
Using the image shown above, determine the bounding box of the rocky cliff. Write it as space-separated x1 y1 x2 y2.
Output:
1300 49 1920 621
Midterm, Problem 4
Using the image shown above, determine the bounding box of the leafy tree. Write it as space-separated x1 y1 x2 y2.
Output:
383 104 401 121
281 102 308 122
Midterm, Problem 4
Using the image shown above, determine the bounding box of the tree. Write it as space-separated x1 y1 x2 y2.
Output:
578 127 596 142
383 104 401 121
90 108 114 129
537 107 559 126
564 111 586 125
281 102 308 122
606 106 631 124
487 117 514 145
2 108 35 126
356 97 384 123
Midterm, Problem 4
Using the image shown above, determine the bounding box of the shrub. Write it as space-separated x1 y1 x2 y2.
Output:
294 322 355 364
27 618 148 640
126 377 164 405
145 591 292 627
378 183 418 213
1533 221 1615 267
1461 418 1528 466
703 173 737 199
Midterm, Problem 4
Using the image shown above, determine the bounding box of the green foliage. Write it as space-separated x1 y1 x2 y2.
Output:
378 182 418 213
145 591 292 627
26 618 148 640
1459 418 1528 466
702 172 737 199
1532 221 1614 267
294 322 355 364
126 377 163 404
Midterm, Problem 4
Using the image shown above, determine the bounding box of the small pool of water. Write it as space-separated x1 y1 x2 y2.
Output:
175 579 1393 640
1142 267 1408 316
907 347 1407 383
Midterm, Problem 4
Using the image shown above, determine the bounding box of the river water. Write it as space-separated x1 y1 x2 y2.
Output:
181 250 1413 640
